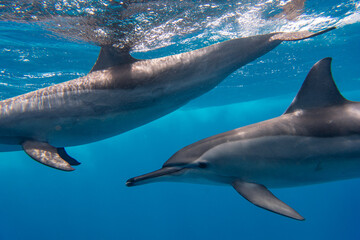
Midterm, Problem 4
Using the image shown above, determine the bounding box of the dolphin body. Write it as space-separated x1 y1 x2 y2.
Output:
127 58 359 220
0 28 333 171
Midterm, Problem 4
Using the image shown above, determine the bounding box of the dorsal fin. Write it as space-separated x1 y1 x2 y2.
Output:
90 46 137 73
284 57 347 114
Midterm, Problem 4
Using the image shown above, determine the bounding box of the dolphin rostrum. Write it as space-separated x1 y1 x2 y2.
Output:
127 57 359 220
0 28 334 171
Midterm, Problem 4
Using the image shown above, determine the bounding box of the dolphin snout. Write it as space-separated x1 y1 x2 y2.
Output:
126 167 183 187
126 178 136 187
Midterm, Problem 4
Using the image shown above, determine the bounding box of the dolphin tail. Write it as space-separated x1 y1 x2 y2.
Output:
270 27 336 41
232 180 304 221
22 141 80 171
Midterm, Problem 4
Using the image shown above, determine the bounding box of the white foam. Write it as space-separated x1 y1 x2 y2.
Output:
338 11 360 27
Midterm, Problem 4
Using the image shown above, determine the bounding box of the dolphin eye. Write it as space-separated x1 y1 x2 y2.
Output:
198 162 208 169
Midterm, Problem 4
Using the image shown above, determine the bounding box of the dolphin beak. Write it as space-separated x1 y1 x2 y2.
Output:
126 167 183 187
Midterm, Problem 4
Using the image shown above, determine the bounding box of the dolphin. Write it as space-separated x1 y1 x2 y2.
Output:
127 57 360 220
0 28 334 171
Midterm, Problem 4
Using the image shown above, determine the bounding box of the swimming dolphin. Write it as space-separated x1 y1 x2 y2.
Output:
0 28 334 171
127 57 359 220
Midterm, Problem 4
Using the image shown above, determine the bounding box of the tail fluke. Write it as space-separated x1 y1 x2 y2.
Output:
270 27 336 41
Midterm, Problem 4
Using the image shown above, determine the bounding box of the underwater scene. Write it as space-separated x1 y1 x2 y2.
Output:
1 0 360 239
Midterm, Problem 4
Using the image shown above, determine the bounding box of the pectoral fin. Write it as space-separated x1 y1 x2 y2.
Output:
232 180 304 220
22 141 77 171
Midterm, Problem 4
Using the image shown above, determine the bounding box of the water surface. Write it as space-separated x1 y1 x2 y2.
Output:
0 1 360 239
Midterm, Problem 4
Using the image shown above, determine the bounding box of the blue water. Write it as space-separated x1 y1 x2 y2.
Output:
1 1 360 239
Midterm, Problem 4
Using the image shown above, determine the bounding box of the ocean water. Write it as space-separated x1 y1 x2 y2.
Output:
1 1 360 239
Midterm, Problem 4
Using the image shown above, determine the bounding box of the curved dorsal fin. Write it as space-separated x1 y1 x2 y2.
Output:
284 58 347 114
90 46 137 73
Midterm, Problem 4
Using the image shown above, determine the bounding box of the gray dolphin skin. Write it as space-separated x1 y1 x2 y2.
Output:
127 57 360 221
0 28 334 171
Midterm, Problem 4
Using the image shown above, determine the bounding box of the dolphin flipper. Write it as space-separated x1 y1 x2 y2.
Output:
232 180 304 220
22 141 76 171
270 27 335 41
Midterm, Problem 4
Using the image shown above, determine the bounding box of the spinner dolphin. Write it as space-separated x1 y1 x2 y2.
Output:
127 57 360 220
0 28 333 171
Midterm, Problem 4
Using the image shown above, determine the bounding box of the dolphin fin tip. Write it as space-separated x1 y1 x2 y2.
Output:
57 147 81 166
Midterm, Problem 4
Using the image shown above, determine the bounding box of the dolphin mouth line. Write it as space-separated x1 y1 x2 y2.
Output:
126 166 183 187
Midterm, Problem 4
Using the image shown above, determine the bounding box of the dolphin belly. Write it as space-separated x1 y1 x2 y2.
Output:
0 87 186 148
201 135 360 188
